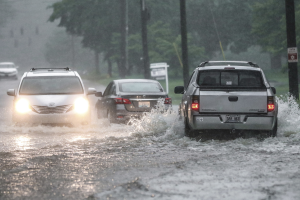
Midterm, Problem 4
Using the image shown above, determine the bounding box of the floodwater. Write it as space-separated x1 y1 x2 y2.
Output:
0 78 300 200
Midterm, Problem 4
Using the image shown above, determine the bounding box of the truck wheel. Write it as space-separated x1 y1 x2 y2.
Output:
270 120 278 137
184 117 196 138
260 119 277 138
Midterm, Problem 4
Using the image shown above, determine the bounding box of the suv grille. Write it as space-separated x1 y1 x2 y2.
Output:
31 105 73 114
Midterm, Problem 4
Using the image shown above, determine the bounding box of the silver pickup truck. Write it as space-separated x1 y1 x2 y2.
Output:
175 61 278 137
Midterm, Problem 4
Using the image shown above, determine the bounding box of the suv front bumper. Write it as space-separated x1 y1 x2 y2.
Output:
12 111 91 126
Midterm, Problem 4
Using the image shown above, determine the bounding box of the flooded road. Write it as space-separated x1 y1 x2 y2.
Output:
1 78 300 200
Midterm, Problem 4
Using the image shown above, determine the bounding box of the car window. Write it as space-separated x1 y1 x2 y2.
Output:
186 71 195 89
19 76 84 95
108 84 116 95
119 82 163 93
103 82 113 96
198 70 264 88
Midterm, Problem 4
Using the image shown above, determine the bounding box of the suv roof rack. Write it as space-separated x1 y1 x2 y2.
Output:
198 61 259 68
30 67 71 72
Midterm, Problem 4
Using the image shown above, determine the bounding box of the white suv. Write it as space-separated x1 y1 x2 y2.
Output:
7 68 96 126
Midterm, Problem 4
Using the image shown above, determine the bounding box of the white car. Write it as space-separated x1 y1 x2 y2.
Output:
7 67 96 126
0 62 18 79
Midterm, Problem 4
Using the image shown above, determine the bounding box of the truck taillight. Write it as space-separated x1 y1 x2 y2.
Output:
164 97 172 104
114 98 131 104
267 96 275 112
191 95 199 111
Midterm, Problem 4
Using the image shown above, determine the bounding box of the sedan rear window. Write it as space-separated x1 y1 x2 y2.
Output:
119 82 163 93
19 77 84 95
198 70 265 88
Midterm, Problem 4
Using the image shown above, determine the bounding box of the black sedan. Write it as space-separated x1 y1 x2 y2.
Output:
95 79 172 123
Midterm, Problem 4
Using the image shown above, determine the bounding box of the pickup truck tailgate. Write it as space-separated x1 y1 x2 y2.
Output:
199 90 268 113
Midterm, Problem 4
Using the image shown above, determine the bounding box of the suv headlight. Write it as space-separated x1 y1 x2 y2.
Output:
15 99 31 113
74 97 89 114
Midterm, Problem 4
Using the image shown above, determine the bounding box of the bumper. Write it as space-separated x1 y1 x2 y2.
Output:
12 111 90 126
190 114 276 131
114 104 171 122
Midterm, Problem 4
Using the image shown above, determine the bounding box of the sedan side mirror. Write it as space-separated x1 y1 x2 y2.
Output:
95 91 103 97
174 86 184 94
87 88 97 95
7 89 15 96
271 87 276 95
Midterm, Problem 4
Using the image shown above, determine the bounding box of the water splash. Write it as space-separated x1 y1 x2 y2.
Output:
277 94 300 138
129 99 182 139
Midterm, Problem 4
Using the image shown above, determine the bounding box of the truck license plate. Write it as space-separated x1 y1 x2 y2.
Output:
226 115 240 123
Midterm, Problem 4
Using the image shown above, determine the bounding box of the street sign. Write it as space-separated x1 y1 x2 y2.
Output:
150 63 169 93
288 47 298 63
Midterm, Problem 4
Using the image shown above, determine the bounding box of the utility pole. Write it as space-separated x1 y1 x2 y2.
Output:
125 0 129 75
120 0 126 78
140 0 150 79
285 0 299 99
180 0 189 87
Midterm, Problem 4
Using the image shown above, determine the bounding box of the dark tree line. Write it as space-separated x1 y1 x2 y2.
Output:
47 0 299 78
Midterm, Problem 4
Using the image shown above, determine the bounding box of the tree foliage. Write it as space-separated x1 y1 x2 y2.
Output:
48 0 271 77
252 0 286 55
252 0 300 55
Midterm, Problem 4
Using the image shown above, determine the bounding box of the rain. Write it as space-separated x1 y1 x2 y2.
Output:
1 0 300 200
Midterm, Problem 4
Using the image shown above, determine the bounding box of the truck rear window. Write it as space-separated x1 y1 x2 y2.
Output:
198 70 265 88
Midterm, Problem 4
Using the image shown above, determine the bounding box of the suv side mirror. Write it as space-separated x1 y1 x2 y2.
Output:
174 86 184 94
87 88 97 95
271 87 276 95
95 92 103 97
7 89 15 96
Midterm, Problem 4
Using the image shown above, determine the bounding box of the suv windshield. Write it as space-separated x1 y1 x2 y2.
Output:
19 77 84 95
119 82 163 93
198 70 265 88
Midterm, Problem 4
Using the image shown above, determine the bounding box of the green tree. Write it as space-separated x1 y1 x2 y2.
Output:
49 0 122 75
187 0 256 57
252 0 287 69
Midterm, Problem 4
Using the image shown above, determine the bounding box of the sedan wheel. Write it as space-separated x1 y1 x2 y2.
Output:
107 110 115 124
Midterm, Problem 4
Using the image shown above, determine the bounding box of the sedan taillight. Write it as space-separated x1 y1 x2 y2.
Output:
164 97 172 104
267 96 275 112
114 98 131 104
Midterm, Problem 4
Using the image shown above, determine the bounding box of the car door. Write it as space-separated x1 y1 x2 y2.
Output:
106 83 118 115
99 82 113 115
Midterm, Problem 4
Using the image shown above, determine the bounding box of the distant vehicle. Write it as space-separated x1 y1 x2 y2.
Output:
7 67 96 126
174 61 278 137
0 62 19 80
95 79 172 123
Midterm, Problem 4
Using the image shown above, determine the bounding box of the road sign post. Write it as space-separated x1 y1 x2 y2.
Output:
288 47 298 63
285 0 299 100
150 63 169 94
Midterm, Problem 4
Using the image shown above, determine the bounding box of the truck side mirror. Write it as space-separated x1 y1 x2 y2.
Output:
174 86 184 94
271 87 276 95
